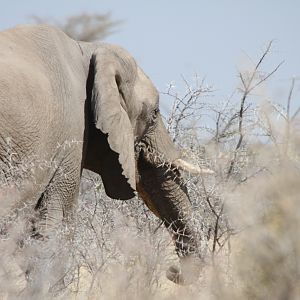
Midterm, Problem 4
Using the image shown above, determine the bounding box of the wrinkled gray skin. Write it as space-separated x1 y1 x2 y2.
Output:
0 25 200 284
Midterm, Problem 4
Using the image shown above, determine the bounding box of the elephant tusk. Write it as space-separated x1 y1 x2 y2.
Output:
172 159 214 175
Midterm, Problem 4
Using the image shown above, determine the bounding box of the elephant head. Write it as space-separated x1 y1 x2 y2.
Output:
83 44 211 284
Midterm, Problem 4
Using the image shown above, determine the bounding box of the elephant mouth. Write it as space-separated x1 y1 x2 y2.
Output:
135 141 213 176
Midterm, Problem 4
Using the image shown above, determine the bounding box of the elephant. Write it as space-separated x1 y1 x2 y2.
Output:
0 24 211 286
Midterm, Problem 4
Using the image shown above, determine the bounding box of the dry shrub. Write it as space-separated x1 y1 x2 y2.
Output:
228 165 300 299
1 42 300 299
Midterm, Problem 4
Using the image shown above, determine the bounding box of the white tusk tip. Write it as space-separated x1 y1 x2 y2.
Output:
173 159 214 175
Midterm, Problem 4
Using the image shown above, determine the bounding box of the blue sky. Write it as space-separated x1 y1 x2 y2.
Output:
1 1 299 112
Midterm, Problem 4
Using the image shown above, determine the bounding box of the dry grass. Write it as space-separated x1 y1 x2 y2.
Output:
0 43 300 299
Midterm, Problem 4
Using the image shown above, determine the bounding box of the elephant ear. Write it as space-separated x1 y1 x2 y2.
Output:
90 46 136 199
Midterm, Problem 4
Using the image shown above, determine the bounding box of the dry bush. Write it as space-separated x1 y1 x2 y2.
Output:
1 42 300 299
31 13 121 42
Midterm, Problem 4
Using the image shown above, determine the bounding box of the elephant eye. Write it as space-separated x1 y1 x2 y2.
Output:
152 108 159 119
146 107 159 130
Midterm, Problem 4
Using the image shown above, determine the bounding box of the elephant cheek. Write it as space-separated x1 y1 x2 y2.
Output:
136 182 161 218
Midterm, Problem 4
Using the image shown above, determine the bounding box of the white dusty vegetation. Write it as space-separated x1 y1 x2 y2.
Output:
0 42 300 299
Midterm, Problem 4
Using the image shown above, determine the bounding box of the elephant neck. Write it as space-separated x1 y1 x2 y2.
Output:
77 41 99 76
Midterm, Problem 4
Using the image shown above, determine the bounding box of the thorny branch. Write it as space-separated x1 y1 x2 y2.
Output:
165 41 284 256
1 36 299 297
226 41 283 178
162 76 213 142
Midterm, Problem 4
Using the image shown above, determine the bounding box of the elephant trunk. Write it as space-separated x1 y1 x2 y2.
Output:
136 154 201 284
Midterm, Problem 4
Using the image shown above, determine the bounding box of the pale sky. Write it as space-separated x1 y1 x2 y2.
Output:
1 0 299 112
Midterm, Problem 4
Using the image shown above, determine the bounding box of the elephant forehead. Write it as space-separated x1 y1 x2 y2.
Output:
135 67 158 107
